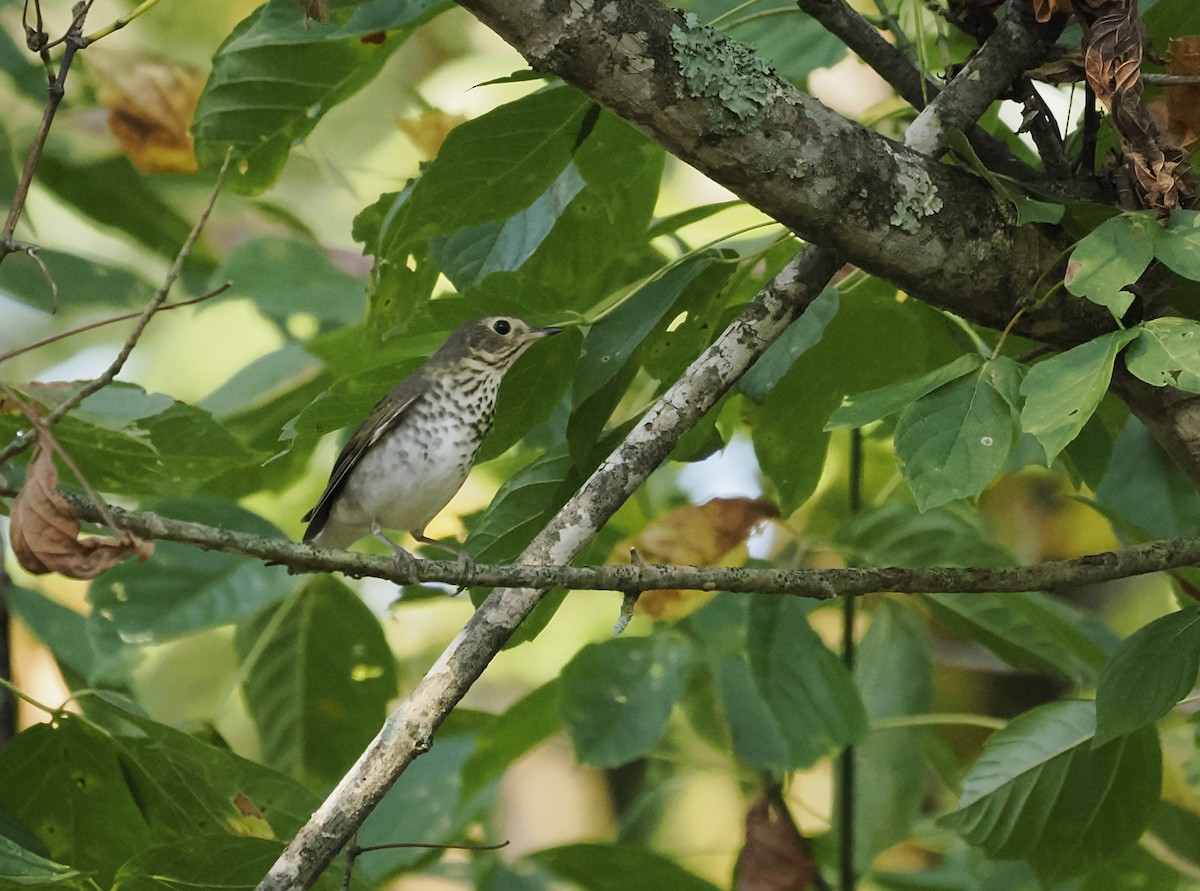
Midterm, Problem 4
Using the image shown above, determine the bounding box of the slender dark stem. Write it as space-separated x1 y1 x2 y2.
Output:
838 428 863 891
1 2 90 262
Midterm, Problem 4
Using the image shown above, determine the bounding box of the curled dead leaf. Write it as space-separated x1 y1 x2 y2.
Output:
611 497 779 621
10 444 152 580
89 54 205 174
1083 7 1144 110
1032 0 1074 23
735 795 818 891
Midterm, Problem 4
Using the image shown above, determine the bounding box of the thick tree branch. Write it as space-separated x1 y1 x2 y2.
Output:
17 478 1200 600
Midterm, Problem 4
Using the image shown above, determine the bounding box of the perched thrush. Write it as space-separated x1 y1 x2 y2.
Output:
301 315 561 568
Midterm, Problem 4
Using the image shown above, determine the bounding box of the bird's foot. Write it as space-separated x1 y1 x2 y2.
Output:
372 524 420 585
412 530 474 593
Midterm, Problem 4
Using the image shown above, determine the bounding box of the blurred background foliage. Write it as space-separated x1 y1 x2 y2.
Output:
0 0 1199 889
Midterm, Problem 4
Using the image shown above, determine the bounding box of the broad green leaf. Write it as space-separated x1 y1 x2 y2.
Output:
89 499 293 641
572 252 729 407
1143 0 1200 39
0 248 150 314
1065 213 1156 318
835 502 1016 569
0 835 81 888
741 598 868 768
357 732 488 880
827 353 981 429
78 693 318 842
944 129 1065 226
647 200 742 239
924 592 1110 685
460 680 562 803
1154 209 1200 281
199 342 324 420
112 836 342 891
369 87 593 260
1078 844 1181 891
35 155 210 267
236 576 398 791
431 164 587 291
1096 419 1200 538
1094 605 1200 746
1125 317 1200 393
941 700 1161 885
7 586 120 689
193 0 448 194
532 843 722 891
559 633 694 768
691 0 846 82
740 284 839 403
754 286 927 513
213 237 365 328
850 601 933 871
893 368 1014 511
0 718 154 887
1019 329 1139 464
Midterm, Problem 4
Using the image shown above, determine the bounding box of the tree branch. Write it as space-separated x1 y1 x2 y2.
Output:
20 484 1200 600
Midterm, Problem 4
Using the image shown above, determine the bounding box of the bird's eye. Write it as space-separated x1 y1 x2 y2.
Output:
493 319 512 335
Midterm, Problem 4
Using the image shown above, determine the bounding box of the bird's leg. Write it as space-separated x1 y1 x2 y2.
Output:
411 529 475 592
371 522 419 585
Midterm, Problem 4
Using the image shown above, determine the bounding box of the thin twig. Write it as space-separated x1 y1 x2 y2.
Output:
1143 73 1200 86
81 0 163 45
0 283 231 367
1 1 92 261
0 149 234 467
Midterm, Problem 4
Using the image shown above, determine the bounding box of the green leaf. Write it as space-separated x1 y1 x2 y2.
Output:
0 835 81 887
460 680 562 803
1125 317 1200 393
236 576 398 791
193 0 448 194
357 731 488 880
0 717 154 887
754 285 928 513
1096 419 1200 538
941 700 1161 885
1019 329 1139 465
646 200 742 239
1094 605 1200 746
431 164 586 291
112 836 344 891
827 353 981 429
739 284 839 403
893 367 1014 511
1065 213 1156 318
1154 209 1200 281
837 502 1016 568
850 601 934 871
923 592 1111 685
559 633 695 768
89 499 293 642
0 248 151 314
532 843 722 891
572 253 728 407
35 155 209 267
740 598 868 768
213 237 365 328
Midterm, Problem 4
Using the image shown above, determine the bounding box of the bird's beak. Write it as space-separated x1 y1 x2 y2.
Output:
533 326 563 338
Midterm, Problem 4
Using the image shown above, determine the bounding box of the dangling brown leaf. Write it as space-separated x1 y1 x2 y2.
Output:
294 0 329 25
735 795 819 891
1163 37 1200 149
1029 48 1086 86
610 497 779 621
10 444 152 579
89 54 205 174
1031 0 1074 24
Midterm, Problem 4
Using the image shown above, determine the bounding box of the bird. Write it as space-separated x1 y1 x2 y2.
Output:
301 315 561 573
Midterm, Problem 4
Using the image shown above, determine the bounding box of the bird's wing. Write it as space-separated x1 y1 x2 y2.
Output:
301 373 429 543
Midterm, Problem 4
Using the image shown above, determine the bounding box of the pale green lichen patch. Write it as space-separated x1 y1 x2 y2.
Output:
670 13 778 127
890 165 943 233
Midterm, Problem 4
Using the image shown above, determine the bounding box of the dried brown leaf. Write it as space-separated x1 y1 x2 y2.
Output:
1164 37 1200 149
90 54 205 174
611 497 779 621
1032 0 1074 23
1083 7 1144 110
295 0 329 24
735 795 818 891
10 444 152 579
